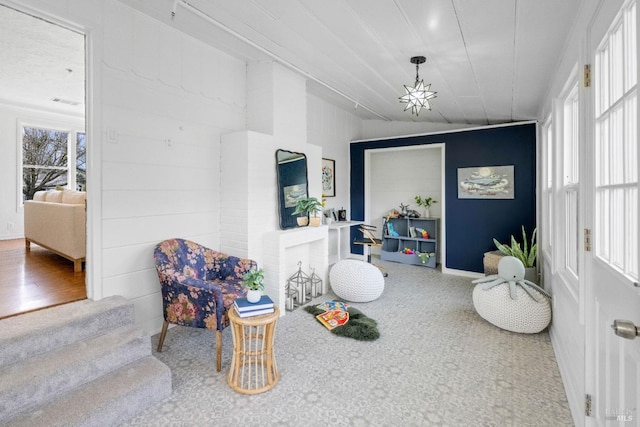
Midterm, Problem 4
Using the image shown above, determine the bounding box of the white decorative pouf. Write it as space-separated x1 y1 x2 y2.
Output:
329 259 384 302
472 256 551 334
472 283 551 333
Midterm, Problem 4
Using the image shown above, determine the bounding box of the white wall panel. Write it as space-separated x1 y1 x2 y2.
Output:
126 292 164 335
549 270 584 423
306 93 362 215
132 12 159 81
103 268 159 299
102 1 134 72
92 0 242 330
180 38 202 95
158 26 182 88
101 162 215 191
102 189 216 219
103 243 155 278
103 212 216 248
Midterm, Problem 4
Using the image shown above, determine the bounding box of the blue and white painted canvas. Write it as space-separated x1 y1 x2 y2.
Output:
457 165 514 199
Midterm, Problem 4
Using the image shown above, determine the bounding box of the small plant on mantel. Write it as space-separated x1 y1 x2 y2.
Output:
292 197 324 226
291 197 323 218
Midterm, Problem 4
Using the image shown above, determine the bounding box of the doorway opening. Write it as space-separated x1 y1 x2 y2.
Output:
364 143 446 269
0 4 87 318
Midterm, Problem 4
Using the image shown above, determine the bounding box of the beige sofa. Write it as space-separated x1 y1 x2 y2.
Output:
24 190 86 272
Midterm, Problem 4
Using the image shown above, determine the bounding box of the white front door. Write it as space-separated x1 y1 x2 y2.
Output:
586 0 640 424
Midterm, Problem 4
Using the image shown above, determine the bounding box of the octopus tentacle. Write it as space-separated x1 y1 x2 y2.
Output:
480 278 507 290
508 280 518 299
518 282 544 302
522 280 551 298
472 274 499 284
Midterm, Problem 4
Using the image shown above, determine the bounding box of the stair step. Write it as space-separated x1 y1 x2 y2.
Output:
4 356 172 427
0 296 134 369
0 323 151 422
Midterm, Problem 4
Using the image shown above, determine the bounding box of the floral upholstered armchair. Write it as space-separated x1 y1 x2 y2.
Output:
154 238 257 371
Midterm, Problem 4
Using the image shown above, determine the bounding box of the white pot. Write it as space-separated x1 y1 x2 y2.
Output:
424 207 430 218
246 289 262 303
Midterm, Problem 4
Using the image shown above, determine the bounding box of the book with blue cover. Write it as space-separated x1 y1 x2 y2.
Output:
236 307 275 318
234 294 274 312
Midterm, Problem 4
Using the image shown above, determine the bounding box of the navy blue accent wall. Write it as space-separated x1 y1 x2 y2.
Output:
350 123 537 273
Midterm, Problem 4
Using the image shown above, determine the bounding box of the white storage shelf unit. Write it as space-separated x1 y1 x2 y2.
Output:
380 217 439 268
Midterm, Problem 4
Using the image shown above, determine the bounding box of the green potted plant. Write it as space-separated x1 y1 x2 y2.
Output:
493 226 537 282
291 197 324 227
414 196 437 218
242 268 265 303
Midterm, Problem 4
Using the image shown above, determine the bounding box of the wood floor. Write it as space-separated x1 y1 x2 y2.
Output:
0 238 86 320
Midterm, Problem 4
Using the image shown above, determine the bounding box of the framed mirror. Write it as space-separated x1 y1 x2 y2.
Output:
276 149 308 229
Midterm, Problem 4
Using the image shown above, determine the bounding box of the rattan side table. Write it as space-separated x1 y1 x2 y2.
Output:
227 305 279 394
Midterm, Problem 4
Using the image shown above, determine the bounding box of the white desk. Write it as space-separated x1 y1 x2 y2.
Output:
328 221 364 264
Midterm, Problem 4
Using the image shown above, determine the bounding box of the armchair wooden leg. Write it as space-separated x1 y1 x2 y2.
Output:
216 330 222 372
157 321 169 352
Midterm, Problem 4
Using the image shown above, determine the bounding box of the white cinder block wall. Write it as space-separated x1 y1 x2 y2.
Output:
221 63 329 311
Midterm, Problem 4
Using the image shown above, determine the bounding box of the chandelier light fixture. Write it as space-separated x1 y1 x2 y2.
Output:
399 56 437 116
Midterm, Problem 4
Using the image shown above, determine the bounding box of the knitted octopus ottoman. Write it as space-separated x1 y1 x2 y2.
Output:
329 259 384 302
472 256 551 334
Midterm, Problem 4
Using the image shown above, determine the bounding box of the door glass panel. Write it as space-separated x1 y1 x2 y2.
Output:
594 0 638 281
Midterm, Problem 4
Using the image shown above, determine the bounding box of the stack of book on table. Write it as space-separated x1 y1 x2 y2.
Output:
233 294 275 318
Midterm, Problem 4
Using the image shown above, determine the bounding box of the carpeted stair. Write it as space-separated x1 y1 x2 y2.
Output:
0 296 172 426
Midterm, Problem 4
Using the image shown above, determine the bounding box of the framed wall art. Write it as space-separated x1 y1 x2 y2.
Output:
457 165 514 199
322 158 336 197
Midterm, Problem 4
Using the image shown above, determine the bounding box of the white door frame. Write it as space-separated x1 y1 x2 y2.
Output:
6 0 103 301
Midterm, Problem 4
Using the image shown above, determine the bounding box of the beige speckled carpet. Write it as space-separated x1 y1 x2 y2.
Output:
126 258 573 426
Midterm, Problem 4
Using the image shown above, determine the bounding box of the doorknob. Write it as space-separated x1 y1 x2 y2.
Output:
611 320 640 340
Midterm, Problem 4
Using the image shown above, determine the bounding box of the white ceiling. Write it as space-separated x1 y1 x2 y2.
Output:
0 0 583 124
0 4 85 116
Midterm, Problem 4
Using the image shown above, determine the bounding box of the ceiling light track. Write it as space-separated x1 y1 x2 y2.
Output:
174 1 391 121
